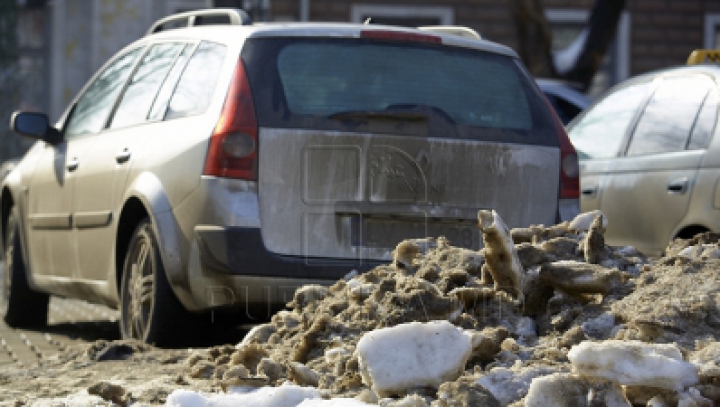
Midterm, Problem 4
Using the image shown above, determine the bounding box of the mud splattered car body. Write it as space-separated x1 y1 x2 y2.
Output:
2 9 577 344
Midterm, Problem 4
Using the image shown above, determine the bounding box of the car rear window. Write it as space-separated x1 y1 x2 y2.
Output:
241 38 558 146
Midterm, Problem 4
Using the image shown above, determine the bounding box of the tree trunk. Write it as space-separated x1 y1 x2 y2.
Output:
509 0 557 78
560 0 625 91
510 0 626 92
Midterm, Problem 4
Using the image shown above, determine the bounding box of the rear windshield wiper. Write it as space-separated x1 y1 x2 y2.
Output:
328 110 428 122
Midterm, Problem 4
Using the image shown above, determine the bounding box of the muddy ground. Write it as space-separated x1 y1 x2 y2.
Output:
2 211 720 406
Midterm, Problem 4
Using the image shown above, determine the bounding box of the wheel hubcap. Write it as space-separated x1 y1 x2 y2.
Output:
125 237 154 339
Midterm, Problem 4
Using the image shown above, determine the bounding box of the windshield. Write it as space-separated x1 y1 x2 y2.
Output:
241 37 558 146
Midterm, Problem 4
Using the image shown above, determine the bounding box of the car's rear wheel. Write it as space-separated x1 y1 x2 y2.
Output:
1 209 49 327
119 219 196 346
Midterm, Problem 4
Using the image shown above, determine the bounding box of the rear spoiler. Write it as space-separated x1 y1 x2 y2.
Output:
417 26 481 40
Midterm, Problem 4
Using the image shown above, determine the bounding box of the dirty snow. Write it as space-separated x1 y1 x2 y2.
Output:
4 210 720 406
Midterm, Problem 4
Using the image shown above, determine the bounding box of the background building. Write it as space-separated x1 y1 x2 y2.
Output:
1 0 719 163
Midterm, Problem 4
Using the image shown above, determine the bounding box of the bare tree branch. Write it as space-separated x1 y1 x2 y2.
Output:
509 0 556 78
559 0 626 91
510 0 625 92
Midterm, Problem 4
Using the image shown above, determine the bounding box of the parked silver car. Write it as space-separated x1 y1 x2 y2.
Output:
568 51 720 256
2 9 578 345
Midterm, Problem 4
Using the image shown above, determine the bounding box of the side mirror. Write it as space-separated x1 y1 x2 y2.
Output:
10 111 62 145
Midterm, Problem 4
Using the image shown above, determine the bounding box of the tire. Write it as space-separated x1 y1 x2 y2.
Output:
1 209 49 327
119 219 199 346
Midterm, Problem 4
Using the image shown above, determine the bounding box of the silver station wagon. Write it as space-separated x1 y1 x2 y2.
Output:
3 9 578 345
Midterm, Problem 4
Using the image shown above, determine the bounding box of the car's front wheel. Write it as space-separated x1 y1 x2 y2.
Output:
119 219 196 346
1 209 49 327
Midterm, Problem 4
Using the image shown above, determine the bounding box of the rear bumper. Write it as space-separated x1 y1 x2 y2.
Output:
184 225 384 312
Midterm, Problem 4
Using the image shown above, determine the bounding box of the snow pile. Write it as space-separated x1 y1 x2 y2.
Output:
11 210 720 406
172 210 657 406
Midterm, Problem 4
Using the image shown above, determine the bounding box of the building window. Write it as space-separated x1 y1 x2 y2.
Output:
350 5 453 28
546 9 630 98
704 14 720 48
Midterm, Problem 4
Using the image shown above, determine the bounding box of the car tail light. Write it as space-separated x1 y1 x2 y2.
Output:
546 99 580 199
203 58 258 180
361 30 442 44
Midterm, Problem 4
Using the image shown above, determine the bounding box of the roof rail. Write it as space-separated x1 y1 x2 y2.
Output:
147 8 252 36
687 49 720 65
418 26 481 40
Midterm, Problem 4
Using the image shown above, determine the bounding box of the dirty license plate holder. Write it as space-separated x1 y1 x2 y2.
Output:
350 217 479 250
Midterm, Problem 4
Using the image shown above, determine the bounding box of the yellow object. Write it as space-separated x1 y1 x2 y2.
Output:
687 49 720 65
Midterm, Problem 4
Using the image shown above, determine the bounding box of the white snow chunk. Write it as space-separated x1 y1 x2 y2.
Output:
569 210 608 232
476 365 561 406
678 244 720 259
28 392 112 407
515 317 537 340
679 245 703 258
355 321 473 396
344 269 359 281
581 313 616 339
568 340 699 391
165 382 321 407
524 373 630 407
325 347 350 363
297 399 375 407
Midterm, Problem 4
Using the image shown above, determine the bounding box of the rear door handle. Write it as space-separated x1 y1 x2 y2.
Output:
115 150 131 164
667 178 689 194
66 159 79 172
581 186 598 197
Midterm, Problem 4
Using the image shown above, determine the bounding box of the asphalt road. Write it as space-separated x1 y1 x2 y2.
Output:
0 258 254 366
0 296 121 367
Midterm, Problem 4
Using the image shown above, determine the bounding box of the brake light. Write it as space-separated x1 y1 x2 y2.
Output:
361 30 442 44
203 58 258 180
546 99 580 199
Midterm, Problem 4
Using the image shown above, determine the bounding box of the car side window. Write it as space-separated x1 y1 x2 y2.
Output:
147 44 194 121
688 87 718 150
109 42 185 129
567 80 652 159
627 75 712 156
164 41 227 120
64 48 142 139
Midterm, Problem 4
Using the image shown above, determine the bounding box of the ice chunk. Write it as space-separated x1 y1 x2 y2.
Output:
355 321 473 397
524 373 631 407
581 313 616 339
29 392 113 407
477 210 524 299
569 210 607 232
344 269 359 281
297 399 376 406
678 244 720 259
166 382 321 407
476 365 561 405
568 340 699 391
